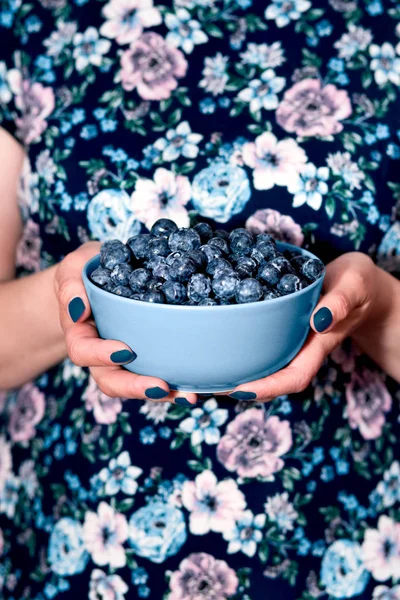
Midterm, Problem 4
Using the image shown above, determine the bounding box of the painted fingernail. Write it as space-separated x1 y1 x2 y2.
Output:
145 386 169 399
313 307 333 333
68 297 85 322
110 349 137 364
175 397 195 407
229 391 257 400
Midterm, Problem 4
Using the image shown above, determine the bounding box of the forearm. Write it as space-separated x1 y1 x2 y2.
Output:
0 265 67 390
352 265 400 382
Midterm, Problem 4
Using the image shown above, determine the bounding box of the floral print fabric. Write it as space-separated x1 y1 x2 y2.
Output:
0 0 400 598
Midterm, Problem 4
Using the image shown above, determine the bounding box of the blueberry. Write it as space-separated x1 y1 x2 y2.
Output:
235 278 264 304
235 256 258 279
168 228 201 252
218 298 234 305
199 244 223 264
169 256 197 283
250 247 267 266
153 263 171 280
269 256 294 276
161 280 187 304
208 237 229 255
90 266 111 288
213 229 230 240
187 273 212 302
257 262 280 286
198 298 218 306
141 290 165 304
146 255 166 271
144 237 170 260
263 287 281 300
100 242 131 269
229 229 254 256
206 257 233 277
103 282 116 293
301 258 324 281
150 218 178 238
284 248 301 260
256 233 276 245
147 277 164 291
183 300 198 305
111 285 132 298
187 250 206 270
290 255 308 273
255 240 277 261
212 272 239 299
166 251 184 266
129 268 152 292
277 274 303 295
127 234 153 261
110 263 133 286
131 292 144 300
193 222 214 243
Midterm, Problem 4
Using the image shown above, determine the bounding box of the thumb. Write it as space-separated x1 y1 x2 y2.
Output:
310 253 373 335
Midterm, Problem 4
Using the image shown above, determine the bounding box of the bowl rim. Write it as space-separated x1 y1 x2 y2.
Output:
82 241 325 311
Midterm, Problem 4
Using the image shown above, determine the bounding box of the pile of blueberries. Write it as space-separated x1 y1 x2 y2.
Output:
90 219 324 306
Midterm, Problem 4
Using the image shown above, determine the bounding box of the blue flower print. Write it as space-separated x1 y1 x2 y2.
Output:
237 69 286 112
178 398 228 445
375 461 400 508
165 9 208 54
320 540 370 599
87 188 141 242
72 27 111 72
98 451 143 496
191 162 251 223
0 61 11 103
128 501 187 563
288 163 329 211
0 474 20 518
369 43 400 87
223 510 266 557
265 0 311 28
48 518 89 576
154 122 203 162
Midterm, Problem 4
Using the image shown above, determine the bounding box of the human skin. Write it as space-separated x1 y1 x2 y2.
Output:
0 129 399 403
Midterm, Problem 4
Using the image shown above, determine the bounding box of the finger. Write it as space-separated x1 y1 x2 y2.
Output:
64 319 141 367
229 332 327 400
90 366 198 405
311 253 374 335
55 242 101 328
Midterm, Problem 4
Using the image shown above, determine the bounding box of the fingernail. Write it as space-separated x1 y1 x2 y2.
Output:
175 397 195 407
229 391 257 401
145 386 169 399
68 297 85 322
110 349 137 364
313 307 333 333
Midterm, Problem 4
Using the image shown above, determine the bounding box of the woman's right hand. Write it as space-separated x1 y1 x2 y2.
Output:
54 242 198 406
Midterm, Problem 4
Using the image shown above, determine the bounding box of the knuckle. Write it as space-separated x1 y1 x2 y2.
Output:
289 367 310 393
95 376 116 398
333 291 351 319
67 336 85 367
58 279 78 308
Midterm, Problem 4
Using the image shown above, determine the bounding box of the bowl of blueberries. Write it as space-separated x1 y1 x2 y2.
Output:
83 219 325 394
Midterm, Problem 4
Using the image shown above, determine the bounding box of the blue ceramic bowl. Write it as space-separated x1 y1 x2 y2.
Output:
83 242 324 394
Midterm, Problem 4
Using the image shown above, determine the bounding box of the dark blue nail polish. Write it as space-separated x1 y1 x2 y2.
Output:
314 307 333 332
229 391 257 401
68 297 85 322
175 397 194 407
110 349 137 364
145 387 169 399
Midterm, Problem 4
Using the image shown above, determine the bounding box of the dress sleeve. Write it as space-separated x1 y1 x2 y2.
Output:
0 10 25 147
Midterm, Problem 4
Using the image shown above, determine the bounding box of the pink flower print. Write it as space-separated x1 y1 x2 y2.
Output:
168 552 239 600
100 0 162 46
345 369 392 440
8 383 45 442
16 219 41 272
246 208 304 246
120 32 187 100
362 516 400 582
83 376 123 425
83 502 128 568
276 78 352 137
217 409 292 479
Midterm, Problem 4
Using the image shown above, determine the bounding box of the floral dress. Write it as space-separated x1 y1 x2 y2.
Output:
1 0 400 598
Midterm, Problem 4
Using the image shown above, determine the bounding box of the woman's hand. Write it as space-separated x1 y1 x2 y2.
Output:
226 252 382 402
54 242 198 406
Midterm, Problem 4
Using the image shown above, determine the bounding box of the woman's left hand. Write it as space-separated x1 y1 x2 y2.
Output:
225 252 379 402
